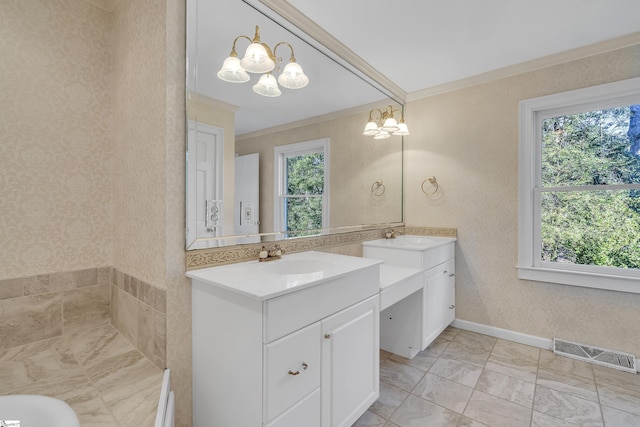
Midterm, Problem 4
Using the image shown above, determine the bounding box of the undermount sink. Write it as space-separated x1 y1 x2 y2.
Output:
262 259 333 275
0 395 79 427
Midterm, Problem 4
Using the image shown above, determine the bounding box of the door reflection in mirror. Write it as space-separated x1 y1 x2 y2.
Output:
234 153 260 244
187 121 224 249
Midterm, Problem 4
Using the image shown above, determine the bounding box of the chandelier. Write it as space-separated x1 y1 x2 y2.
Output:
362 105 409 139
216 25 309 97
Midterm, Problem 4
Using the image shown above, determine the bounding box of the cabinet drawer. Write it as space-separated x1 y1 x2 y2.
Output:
263 266 379 342
421 243 455 270
363 246 423 269
265 388 320 427
264 322 321 423
363 242 454 270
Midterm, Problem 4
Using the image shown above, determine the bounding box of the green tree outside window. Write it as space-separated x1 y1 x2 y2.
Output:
541 106 640 269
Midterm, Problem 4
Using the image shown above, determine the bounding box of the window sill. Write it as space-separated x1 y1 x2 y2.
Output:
517 265 640 294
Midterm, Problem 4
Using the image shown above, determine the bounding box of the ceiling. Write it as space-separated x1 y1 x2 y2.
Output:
285 0 640 95
191 0 640 135
190 0 397 135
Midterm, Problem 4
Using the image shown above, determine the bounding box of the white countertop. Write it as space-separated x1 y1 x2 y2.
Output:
363 235 456 251
379 265 423 290
186 251 382 300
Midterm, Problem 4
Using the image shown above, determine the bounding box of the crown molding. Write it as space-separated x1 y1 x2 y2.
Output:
407 31 640 102
188 92 240 113
249 0 407 103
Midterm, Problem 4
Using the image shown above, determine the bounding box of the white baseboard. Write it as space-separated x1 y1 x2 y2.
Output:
451 319 640 373
451 319 553 350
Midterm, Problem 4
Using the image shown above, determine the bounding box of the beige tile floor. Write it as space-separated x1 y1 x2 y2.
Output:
0 321 163 427
354 327 640 427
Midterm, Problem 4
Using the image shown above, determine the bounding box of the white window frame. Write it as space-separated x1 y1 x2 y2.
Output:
518 77 640 294
274 138 330 238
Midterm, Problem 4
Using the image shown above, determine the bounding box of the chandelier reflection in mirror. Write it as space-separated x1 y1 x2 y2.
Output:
363 105 410 139
216 25 309 97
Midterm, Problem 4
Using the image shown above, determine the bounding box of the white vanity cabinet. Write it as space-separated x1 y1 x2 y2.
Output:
188 251 381 427
363 236 456 351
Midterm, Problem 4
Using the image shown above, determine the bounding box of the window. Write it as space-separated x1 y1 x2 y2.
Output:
274 139 329 238
518 77 640 293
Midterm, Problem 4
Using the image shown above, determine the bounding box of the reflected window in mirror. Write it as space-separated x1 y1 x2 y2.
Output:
274 139 330 238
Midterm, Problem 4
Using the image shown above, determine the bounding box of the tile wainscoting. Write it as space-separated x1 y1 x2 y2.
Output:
110 270 166 369
0 267 166 369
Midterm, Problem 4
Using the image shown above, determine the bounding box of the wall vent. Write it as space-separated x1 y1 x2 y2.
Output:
553 338 637 374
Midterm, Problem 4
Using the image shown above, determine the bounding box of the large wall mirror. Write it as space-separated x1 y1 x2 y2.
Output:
186 0 404 249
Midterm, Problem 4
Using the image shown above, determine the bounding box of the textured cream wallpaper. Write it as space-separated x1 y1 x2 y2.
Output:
111 0 192 424
235 112 403 233
2 0 191 423
404 45 640 356
111 0 167 288
0 0 113 279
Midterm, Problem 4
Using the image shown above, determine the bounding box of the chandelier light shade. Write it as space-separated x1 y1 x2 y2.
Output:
363 120 380 136
381 117 399 132
363 105 409 138
253 73 281 97
240 43 274 73
216 56 250 83
277 61 309 89
374 130 391 140
394 122 410 136
217 25 308 97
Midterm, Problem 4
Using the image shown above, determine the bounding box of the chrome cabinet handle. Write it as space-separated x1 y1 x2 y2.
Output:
449 273 455 277
288 362 308 376
449 305 455 309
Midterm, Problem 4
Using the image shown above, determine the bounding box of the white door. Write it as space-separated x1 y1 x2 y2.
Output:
234 153 260 244
186 121 223 248
321 295 379 427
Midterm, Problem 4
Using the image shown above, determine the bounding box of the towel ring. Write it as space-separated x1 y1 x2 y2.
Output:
421 176 439 195
371 179 385 196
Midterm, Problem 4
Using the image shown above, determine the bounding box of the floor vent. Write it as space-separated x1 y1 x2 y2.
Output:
553 338 637 373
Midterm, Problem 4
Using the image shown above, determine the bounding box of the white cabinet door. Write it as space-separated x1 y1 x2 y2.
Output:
321 295 379 427
423 260 453 349
444 259 456 326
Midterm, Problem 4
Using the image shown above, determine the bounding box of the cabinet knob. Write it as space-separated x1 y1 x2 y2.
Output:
324 333 331 339
449 304 455 310
449 273 455 277
288 362 308 376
